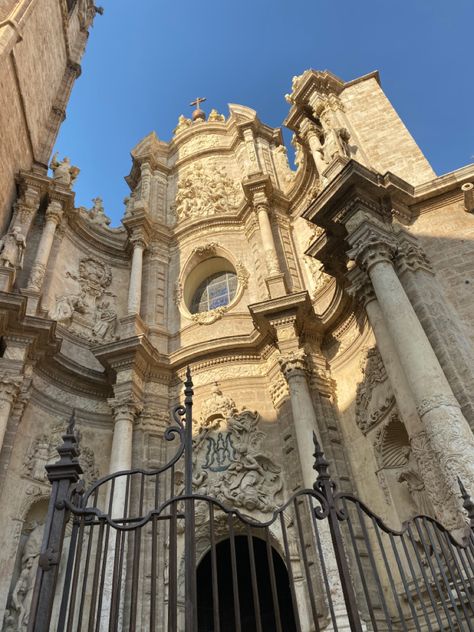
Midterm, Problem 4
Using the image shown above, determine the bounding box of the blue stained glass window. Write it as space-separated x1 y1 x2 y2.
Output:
190 271 238 314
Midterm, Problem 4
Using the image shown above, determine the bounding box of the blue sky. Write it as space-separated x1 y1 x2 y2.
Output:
54 0 474 226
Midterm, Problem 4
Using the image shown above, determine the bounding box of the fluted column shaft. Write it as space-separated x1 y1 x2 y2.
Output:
127 237 145 315
27 199 63 291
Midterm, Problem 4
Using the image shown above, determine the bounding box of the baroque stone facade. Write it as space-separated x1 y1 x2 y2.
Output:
0 62 474 628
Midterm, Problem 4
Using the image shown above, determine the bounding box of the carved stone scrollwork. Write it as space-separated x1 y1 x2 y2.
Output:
346 270 376 307
191 401 283 514
190 307 227 325
23 420 99 486
356 347 395 434
199 383 237 429
50 256 119 342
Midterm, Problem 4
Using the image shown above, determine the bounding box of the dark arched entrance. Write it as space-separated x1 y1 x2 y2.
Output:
197 535 298 631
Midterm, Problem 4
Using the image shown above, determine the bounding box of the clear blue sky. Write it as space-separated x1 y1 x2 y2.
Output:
54 0 474 226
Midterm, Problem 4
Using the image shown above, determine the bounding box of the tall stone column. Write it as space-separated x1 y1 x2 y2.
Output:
279 348 351 630
279 349 319 488
255 199 280 276
347 268 458 524
27 198 64 292
0 374 21 453
348 219 474 526
127 232 147 315
395 229 474 428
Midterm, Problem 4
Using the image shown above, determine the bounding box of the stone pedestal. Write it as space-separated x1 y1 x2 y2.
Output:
265 272 287 298
0 267 15 292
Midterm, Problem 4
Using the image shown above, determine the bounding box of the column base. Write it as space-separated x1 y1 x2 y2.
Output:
0 267 15 292
265 273 287 299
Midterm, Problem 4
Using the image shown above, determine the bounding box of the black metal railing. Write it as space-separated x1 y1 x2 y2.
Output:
26 369 474 631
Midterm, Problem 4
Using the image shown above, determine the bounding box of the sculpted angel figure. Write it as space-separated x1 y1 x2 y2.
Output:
88 196 111 228
11 521 44 630
0 226 26 268
50 153 80 187
50 292 86 325
398 446 434 517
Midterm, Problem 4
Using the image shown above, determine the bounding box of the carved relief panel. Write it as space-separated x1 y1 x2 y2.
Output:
49 256 119 342
187 385 283 516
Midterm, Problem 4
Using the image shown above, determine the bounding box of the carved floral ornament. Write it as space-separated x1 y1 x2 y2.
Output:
355 347 395 434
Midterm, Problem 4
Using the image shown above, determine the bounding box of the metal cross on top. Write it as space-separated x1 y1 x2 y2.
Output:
190 97 206 110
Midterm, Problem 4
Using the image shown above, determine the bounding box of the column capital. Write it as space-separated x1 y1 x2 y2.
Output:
45 198 64 224
346 266 376 307
298 117 322 143
108 395 143 424
278 349 308 380
394 230 433 275
347 221 397 272
130 229 148 250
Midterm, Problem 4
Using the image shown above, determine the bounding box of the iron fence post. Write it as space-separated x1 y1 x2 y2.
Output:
313 433 364 632
458 477 474 530
183 368 197 631
27 412 83 632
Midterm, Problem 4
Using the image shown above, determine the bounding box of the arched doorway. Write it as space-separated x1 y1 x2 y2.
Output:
197 535 297 631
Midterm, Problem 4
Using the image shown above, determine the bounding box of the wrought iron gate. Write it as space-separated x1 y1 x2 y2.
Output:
27 370 474 631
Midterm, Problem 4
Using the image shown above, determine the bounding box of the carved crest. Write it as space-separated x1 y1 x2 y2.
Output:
189 387 283 514
355 347 395 433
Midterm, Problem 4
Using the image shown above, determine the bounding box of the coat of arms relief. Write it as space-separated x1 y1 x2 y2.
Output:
185 384 283 515
49 256 119 343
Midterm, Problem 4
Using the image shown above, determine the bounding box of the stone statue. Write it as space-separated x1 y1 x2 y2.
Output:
92 301 118 341
10 522 44 630
50 292 86 325
87 197 111 228
0 227 26 268
321 125 351 163
398 446 434 517
49 153 80 187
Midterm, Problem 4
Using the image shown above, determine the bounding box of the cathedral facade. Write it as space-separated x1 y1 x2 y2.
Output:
1 2 474 629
